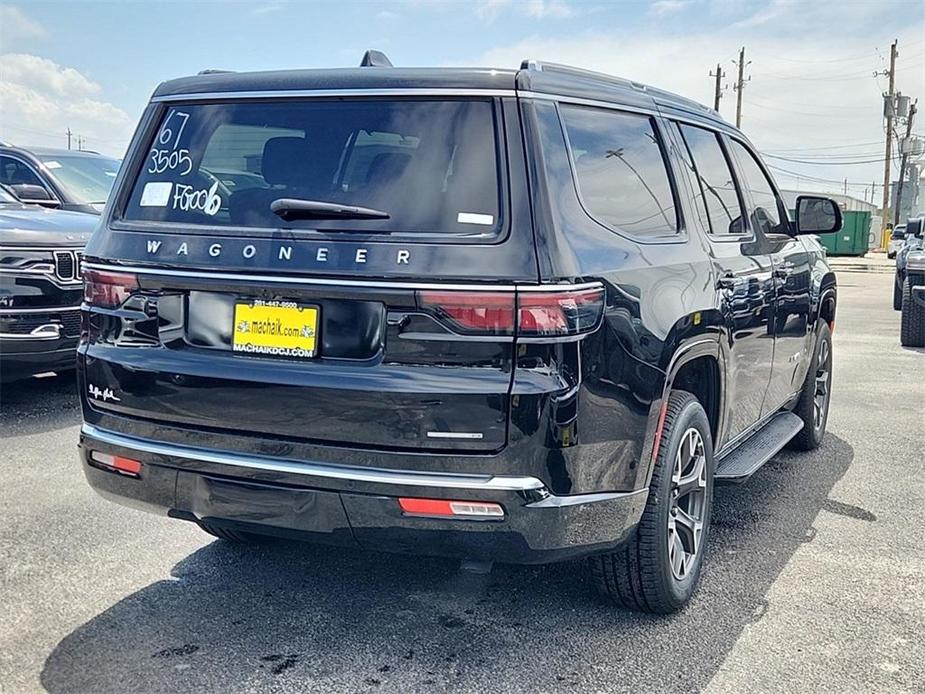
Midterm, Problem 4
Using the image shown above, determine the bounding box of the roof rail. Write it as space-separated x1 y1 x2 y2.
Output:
360 49 393 68
520 59 640 85
198 69 235 75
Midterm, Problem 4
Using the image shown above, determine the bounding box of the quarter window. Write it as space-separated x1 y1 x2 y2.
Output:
560 105 678 237
677 125 745 236
728 140 790 236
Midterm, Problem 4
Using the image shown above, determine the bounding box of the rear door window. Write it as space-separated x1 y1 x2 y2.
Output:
728 139 790 236
122 99 502 239
677 124 746 236
559 105 679 238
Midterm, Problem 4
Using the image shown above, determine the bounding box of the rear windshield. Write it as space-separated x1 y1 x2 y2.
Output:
122 99 502 238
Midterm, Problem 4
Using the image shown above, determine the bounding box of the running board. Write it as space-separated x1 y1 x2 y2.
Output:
715 412 804 484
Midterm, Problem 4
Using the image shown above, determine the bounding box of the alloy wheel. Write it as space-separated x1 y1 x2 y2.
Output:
813 338 831 431
667 428 707 581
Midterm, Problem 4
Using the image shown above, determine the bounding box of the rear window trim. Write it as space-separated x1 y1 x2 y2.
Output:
112 95 513 246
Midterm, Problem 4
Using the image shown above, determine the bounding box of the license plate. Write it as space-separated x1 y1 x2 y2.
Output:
232 300 319 359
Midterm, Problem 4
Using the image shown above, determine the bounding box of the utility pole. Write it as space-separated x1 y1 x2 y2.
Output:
732 47 751 128
894 99 917 225
709 63 726 112
880 39 898 233
66 127 72 150
844 178 848 196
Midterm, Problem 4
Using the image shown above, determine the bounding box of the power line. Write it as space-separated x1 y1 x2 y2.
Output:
764 153 904 165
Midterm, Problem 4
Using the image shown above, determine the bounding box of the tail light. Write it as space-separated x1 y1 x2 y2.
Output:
83 269 138 308
417 286 604 338
89 451 143 477
417 291 515 335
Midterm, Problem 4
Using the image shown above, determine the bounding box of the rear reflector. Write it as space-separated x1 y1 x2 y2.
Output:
417 286 604 337
398 497 504 519
90 451 142 477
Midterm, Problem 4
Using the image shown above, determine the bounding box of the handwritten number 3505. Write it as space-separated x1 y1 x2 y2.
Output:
148 111 193 175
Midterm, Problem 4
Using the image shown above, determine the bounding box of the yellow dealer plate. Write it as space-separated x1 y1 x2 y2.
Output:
232 300 319 359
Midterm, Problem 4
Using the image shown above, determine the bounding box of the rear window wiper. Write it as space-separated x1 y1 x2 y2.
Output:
270 198 390 221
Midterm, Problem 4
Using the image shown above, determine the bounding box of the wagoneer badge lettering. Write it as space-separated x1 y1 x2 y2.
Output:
144 238 412 265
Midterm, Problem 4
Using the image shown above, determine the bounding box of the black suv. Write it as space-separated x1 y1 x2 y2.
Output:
77 56 841 612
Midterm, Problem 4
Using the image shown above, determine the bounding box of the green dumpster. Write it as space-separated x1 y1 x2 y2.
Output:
789 209 872 256
818 210 871 257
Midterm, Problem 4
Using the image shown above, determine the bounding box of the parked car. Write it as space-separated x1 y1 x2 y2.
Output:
898 218 925 347
887 223 906 259
0 145 120 215
77 54 842 613
894 221 924 310
0 184 97 382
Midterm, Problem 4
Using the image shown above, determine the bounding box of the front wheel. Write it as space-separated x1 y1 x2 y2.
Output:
900 276 925 347
589 390 714 613
893 274 903 311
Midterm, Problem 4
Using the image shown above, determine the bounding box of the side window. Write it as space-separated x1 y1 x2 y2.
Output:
560 105 678 238
667 122 711 235
728 139 790 236
677 125 745 236
0 156 45 188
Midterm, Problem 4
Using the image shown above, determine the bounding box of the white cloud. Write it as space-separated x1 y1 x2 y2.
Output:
476 0 573 22
0 54 133 157
0 5 46 45
649 0 693 16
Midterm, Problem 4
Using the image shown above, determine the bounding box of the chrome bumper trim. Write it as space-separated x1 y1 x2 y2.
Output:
81 423 544 492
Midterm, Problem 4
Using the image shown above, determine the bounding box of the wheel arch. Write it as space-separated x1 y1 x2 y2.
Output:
639 337 723 489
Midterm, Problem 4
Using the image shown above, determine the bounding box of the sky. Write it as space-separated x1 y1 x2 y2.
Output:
1 0 924 202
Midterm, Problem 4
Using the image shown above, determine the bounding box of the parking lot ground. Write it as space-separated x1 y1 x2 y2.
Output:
1 270 923 694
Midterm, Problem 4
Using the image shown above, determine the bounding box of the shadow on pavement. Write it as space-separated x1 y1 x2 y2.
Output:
0 372 80 438
41 435 855 693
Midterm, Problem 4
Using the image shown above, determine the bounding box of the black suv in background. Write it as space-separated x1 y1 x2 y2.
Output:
77 56 841 613
0 145 121 215
0 185 97 382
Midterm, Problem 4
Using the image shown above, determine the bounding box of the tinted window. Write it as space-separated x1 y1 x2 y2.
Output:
728 140 789 236
123 100 501 238
668 122 711 235
38 154 120 204
678 125 745 236
560 105 678 237
0 156 45 188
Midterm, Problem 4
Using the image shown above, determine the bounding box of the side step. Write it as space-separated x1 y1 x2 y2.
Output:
715 412 804 484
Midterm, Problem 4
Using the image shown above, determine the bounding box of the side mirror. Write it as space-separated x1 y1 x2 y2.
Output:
794 195 842 235
906 218 923 239
9 183 58 205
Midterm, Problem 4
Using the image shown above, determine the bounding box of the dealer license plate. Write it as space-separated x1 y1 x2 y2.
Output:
232 300 319 359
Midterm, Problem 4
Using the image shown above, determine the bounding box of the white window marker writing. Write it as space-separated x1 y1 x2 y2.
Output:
457 212 494 226
140 182 172 207
44 160 62 169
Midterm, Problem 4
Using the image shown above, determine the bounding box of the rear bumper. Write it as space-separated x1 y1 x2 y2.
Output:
79 423 647 564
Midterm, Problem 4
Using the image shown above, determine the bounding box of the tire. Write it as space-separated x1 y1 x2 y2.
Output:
900 276 925 347
789 319 832 451
199 521 269 544
893 274 903 311
589 390 714 613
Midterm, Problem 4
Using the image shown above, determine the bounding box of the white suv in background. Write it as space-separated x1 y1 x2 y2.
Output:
888 224 907 259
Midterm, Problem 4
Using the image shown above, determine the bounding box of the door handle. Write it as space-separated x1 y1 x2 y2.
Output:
716 273 736 290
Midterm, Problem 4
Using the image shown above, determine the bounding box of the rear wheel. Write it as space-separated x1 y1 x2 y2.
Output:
589 390 714 613
789 319 832 451
900 276 925 347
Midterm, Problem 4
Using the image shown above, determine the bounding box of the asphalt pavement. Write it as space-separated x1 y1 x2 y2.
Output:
1 270 922 694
